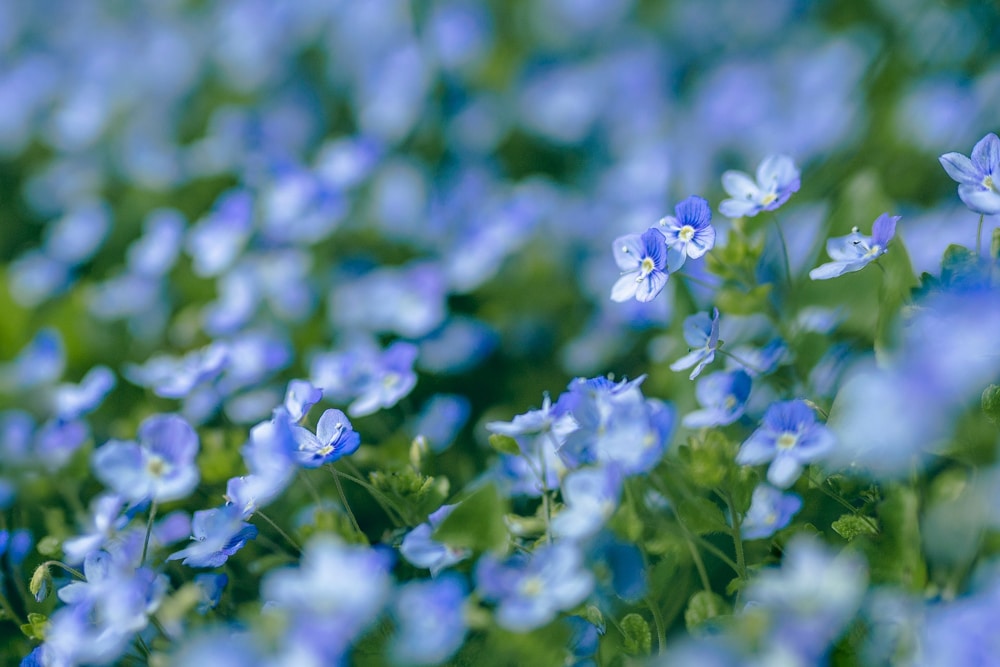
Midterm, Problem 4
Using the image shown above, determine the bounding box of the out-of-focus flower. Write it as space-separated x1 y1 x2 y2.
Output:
736 399 835 488
809 214 899 280
400 504 471 575
390 575 468 666
476 542 594 632
92 414 200 503
671 308 721 380
939 132 1000 215
741 484 802 539
683 369 752 428
168 505 258 568
552 465 622 540
719 154 800 218
611 228 672 303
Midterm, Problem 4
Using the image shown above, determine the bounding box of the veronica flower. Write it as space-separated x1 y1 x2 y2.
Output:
390 576 468 666
741 484 803 540
682 369 752 428
400 504 471 575
809 214 899 280
670 308 721 380
167 505 258 568
291 409 361 468
939 132 1000 215
658 195 716 266
92 414 200 503
610 228 672 303
476 542 594 632
719 154 800 218
552 465 623 540
736 399 835 488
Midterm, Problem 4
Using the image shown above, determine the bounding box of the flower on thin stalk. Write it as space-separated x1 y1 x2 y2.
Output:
291 409 361 468
809 214 898 280
939 132 1000 215
719 154 800 218
736 399 835 488
610 228 672 303
670 308 721 380
658 195 716 268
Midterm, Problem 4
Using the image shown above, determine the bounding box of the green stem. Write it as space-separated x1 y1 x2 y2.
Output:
39 560 85 580
717 348 767 375
720 491 747 580
689 532 740 573
331 468 364 537
255 510 302 553
772 214 796 299
808 473 879 532
332 464 407 525
646 596 667 656
141 501 158 566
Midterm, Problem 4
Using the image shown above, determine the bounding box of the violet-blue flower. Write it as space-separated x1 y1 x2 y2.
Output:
809 214 899 280
400 504 471 575
658 195 716 265
167 505 258 568
92 413 200 503
552 465 623 540
291 408 361 468
939 132 1000 215
719 154 800 218
736 399 835 488
476 542 594 632
610 227 672 303
682 369 752 428
390 575 468 666
670 308 721 379
741 483 803 540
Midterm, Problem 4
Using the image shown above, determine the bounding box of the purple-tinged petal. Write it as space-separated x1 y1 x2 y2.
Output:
971 132 1000 172
767 455 802 488
939 152 980 184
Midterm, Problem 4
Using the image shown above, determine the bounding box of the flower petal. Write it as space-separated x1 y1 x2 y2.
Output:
971 133 1000 173
939 152 980 184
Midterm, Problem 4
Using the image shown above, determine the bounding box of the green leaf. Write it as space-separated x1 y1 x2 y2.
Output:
620 613 651 656
865 485 926 590
684 590 727 631
432 482 510 553
940 244 987 289
20 612 47 640
681 431 737 490
675 497 729 535
715 284 772 315
982 384 1000 424
831 514 878 541
488 433 521 456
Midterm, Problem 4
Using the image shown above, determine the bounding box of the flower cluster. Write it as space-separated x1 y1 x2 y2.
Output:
3 2 1000 666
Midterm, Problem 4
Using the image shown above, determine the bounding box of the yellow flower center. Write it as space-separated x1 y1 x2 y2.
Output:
679 225 696 242
776 432 798 450
761 192 778 206
984 175 997 192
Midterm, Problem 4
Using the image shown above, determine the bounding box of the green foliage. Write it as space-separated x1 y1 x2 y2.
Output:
29 564 52 603
831 514 879 542
982 384 1000 424
620 613 652 656
684 591 728 632
369 468 450 523
863 486 926 591
20 613 47 641
432 483 509 553
675 497 730 536
488 434 521 456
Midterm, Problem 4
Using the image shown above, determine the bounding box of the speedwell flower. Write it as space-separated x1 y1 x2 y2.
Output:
658 195 716 266
719 154 800 218
670 308 721 380
809 214 899 280
939 132 1000 215
736 399 835 488
610 228 671 303
291 408 361 468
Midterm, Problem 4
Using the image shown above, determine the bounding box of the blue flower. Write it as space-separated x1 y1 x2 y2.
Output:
736 399 835 488
658 195 716 265
809 214 899 280
939 133 1000 215
291 408 361 468
476 542 594 632
610 228 672 303
552 465 623 540
719 154 800 218
741 484 803 540
390 576 468 666
670 308 721 380
682 369 752 428
167 505 258 568
283 379 323 422
399 504 471 575
52 365 115 420
92 413 200 503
